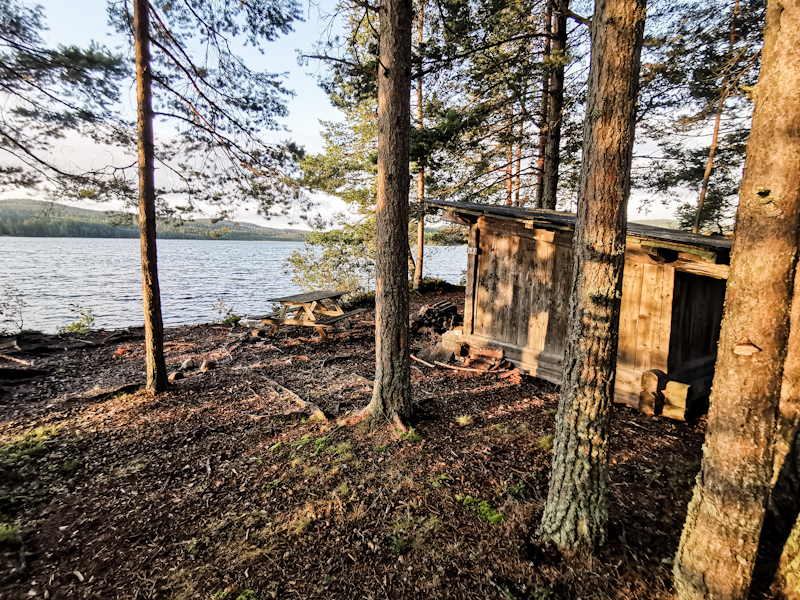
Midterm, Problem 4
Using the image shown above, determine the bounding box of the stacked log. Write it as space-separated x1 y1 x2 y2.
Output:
463 348 525 384
409 301 462 335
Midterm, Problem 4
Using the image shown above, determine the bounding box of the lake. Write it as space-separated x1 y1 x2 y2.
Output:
0 238 468 334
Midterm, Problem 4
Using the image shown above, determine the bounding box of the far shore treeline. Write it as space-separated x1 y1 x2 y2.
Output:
0 199 308 241
0 199 470 244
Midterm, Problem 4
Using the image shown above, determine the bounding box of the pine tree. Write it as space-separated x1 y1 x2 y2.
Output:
112 0 305 391
539 0 646 549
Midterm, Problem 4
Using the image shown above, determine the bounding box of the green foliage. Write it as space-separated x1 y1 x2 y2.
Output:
456 495 506 524
60 459 82 475
636 0 764 229
0 426 60 467
285 220 376 295
58 304 95 334
0 0 126 192
392 535 407 555
430 473 453 488
212 298 241 326
538 434 554 452
425 225 469 246
0 523 20 543
399 428 422 443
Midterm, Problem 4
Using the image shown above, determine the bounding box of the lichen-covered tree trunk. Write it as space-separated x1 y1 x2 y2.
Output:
541 0 568 210
539 0 645 549
672 0 800 596
134 0 167 393
365 0 412 424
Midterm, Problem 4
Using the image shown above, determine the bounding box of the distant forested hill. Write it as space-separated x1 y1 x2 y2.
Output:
0 199 307 241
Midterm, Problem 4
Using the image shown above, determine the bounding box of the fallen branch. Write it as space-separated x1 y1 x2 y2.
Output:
0 354 31 366
434 361 485 373
264 378 327 421
411 354 435 368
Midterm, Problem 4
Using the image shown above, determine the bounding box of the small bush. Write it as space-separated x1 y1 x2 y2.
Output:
400 428 422 443
212 298 240 325
456 495 505 524
58 304 95 334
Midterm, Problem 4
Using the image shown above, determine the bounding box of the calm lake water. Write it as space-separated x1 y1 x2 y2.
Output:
0 238 467 333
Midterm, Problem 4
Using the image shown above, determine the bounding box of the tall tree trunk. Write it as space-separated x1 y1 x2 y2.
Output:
134 0 167 393
673 0 800 594
515 115 523 206
365 0 413 425
693 0 740 234
541 0 568 210
536 1 552 209
539 0 645 549
413 3 424 292
506 132 514 206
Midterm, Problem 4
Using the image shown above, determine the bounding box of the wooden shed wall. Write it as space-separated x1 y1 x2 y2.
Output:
460 216 726 408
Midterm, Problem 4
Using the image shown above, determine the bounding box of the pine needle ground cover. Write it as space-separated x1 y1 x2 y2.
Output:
0 291 705 599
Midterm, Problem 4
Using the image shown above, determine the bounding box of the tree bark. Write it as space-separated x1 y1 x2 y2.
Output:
134 0 167 393
693 0 740 234
365 0 413 424
506 134 514 206
541 0 568 210
673 0 800 595
535 2 552 209
515 111 523 206
413 3 424 291
539 0 645 549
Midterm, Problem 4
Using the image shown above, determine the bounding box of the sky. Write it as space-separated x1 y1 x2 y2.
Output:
15 0 678 226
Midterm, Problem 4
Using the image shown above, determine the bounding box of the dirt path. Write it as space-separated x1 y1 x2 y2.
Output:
0 290 707 599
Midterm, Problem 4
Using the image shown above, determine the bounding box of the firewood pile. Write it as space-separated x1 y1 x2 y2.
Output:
409 300 462 335
463 348 526 384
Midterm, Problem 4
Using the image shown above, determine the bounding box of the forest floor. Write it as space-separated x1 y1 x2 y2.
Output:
0 287 714 600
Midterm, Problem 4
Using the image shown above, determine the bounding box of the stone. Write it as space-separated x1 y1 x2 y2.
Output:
200 360 216 372
168 371 184 381
441 329 467 356
181 358 196 371
417 343 454 365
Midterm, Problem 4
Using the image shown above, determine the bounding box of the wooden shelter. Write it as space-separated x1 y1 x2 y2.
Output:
431 200 732 419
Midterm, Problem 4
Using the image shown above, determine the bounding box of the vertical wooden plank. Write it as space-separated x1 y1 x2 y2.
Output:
544 242 573 356
463 224 480 336
634 263 661 373
617 260 643 370
516 237 534 348
528 239 554 352
491 234 510 341
503 234 521 345
654 266 675 372
480 233 498 336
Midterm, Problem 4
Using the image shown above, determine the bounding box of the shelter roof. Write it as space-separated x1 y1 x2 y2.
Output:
428 200 732 259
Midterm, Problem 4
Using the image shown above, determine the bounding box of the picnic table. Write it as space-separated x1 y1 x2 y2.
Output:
251 290 364 340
